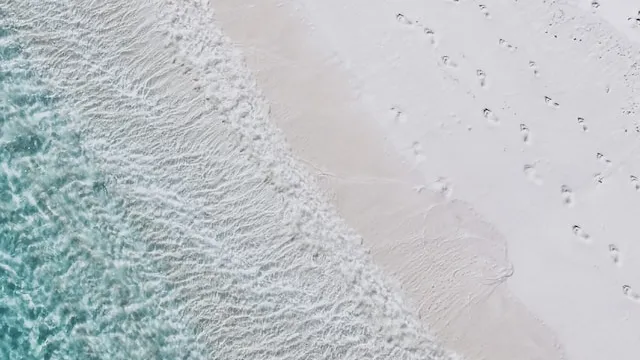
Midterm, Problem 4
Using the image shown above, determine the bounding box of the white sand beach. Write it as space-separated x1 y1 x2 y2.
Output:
4 0 639 358
211 1 640 360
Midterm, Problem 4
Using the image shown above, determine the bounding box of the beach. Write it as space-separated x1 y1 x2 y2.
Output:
2 0 458 358
211 1 640 360
2 0 639 359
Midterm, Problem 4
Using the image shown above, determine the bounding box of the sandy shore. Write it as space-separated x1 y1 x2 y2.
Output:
208 1 565 360
209 1 640 360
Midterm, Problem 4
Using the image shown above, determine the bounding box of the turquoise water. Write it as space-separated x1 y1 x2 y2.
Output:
0 25 206 360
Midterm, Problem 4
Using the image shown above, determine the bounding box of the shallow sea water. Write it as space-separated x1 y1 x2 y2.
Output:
0 17 207 360
0 1 454 359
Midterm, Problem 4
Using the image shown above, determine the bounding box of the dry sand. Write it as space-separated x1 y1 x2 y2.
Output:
209 1 640 360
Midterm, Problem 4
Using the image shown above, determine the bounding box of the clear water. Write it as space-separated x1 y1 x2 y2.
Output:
0 22 207 360
0 1 453 359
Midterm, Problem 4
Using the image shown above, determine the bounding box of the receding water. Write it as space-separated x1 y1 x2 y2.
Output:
0 1 453 359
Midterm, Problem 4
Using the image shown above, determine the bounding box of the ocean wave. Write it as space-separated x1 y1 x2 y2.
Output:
0 1 456 359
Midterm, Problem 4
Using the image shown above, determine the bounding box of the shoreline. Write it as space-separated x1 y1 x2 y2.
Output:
209 1 566 360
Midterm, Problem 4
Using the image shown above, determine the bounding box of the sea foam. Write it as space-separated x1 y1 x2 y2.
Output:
0 1 457 359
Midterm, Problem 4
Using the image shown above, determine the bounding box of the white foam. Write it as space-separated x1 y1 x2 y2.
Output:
5 0 459 358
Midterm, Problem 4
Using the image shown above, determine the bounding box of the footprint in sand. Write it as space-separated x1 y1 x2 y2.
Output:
572 225 591 242
524 164 543 185
390 106 408 124
622 285 640 302
561 185 574 207
597 152 612 166
609 244 622 266
544 96 560 108
498 38 517 52
431 177 453 198
520 124 531 144
591 1 600 9
423 27 438 46
479 4 491 18
477 69 488 88
396 13 413 25
594 172 605 186
529 61 540 77
482 108 499 124
441 55 458 68
578 117 588 132
631 175 640 191
413 185 426 194
627 11 640 27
